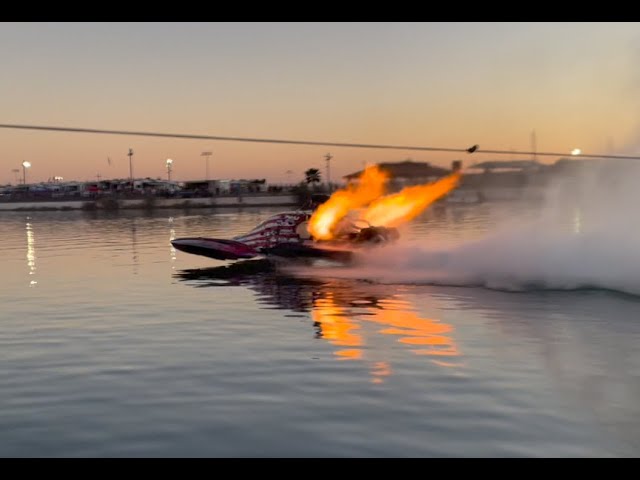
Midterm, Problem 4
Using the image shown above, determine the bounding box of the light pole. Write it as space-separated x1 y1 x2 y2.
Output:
166 158 173 181
324 153 332 191
11 168 20 184
22 161 31 185
128 148 134 190
201 151 212 180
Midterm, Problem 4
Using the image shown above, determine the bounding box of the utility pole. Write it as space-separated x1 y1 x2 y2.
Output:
201 151 212 180
324 153 332 190
128 148 134 190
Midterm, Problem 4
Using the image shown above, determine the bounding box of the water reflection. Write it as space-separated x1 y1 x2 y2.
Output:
174 261 461 382
25 217 37 286
168 217 176 267
130 219 139 274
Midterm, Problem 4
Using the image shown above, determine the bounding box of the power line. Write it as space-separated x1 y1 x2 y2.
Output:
1 123 639 160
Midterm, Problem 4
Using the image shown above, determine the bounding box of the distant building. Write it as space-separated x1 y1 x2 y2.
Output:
447 159 554 200
468 160 545 173
182 178 267 196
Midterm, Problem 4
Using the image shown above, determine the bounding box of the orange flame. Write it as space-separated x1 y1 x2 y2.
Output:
308 166 461 240
308 165 388 240
363 172 461 228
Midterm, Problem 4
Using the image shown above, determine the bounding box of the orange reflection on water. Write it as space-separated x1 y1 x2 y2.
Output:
313 295 363 360
372 300 460 361
311 287 462 382
373 304 460 358
371 361 392 384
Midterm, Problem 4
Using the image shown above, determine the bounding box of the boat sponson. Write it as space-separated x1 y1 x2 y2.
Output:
171 237 258 260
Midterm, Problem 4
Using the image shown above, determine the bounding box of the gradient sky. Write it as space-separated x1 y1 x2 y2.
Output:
1 22 639 184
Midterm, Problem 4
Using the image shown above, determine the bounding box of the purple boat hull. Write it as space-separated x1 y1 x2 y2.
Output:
171 237 259 260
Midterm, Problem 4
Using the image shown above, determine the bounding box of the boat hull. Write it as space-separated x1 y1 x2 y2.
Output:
171 237 258 260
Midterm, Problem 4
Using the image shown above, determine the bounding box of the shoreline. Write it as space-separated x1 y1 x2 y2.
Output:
0 193 299 212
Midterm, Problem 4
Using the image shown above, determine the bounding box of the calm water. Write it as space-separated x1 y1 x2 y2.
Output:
1 205 638 457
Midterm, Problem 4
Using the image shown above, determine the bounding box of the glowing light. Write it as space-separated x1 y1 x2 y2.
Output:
21 161 32 185
571 148 581 156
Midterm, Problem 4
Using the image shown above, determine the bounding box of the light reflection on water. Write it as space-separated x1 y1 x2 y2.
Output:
0 205 638 457
25 218 37 286
168 217 177 267
174 262 462 384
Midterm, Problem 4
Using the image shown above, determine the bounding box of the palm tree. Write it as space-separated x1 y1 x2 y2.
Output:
305 168 321 185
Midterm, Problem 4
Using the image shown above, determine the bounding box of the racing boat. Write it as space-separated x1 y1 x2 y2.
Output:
171 200 398 264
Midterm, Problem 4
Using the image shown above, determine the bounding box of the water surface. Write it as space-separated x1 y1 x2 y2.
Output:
1 205 638 457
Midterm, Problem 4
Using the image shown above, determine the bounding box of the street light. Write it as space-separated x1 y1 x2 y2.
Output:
571 148 581 156
201 151 212 180
166 158 173 181
128 148 134 190
11 168 20 184
324 153 333 191
22 161 31 185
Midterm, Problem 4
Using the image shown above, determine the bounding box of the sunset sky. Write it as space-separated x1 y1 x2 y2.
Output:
1 22 639 184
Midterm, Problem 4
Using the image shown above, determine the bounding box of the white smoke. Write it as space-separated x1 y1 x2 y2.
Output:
290 160 640 296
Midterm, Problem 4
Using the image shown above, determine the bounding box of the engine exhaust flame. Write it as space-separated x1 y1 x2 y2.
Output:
308 165 388 240
363 172 461 227
308 165 461 240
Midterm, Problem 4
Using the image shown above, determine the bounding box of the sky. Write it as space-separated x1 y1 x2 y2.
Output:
1 22 639 185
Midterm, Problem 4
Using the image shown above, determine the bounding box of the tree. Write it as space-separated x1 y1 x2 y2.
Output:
305 168 321 185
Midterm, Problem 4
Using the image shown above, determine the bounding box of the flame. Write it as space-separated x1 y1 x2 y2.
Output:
363 172 461 228
308 165 461 239
308 165 388 240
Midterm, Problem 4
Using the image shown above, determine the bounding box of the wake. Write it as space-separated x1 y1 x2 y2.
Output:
288 160 640 297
